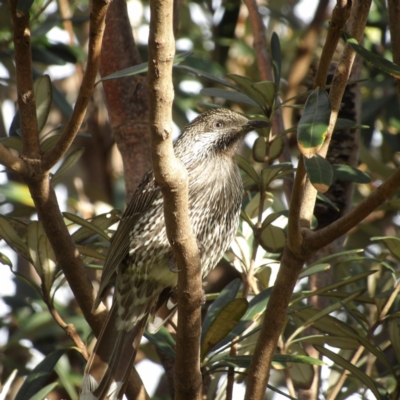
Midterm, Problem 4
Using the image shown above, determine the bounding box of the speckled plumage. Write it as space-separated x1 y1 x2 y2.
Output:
80 108 269 400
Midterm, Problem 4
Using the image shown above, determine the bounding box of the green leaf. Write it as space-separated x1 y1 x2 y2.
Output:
54 355 78 400
76 245 106 260
303 154 333 193
388 319 400 367
274 354 325 366
293 335 359 350
252 81 276 109
332 164 371 183
174 65 238 89
347 37 400 79
52 148 85 184
260 163 292 191
33 75 52 135
27 221 46 278
28 382 58 400
315 345 388 400
200 87 259 107
0 252 12 267
370 236 400 260
38 234 57 294
252 136 266 162
271 32 281 91
260 224 286 253
0 216 30 260
268 137 284 161
236 155 260 188
15 349 65 400
334 118 368 131
144 326 176 359
359 141 393 179
201 298 248 359
297 87 331 157
299 263 330 279
64 212 111 241
70 210 120 243
227 74 266 107
100 51 192 82
0 137 23 152
212 287 272 352
201 278 242 345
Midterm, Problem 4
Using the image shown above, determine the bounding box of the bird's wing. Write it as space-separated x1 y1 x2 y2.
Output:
93 170 161 309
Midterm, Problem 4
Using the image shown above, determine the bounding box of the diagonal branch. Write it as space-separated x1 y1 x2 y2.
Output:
42 0 110 171
147 0 202 399
0 144 27 174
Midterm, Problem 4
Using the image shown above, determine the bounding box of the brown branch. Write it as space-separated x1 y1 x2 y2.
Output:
0 144 27 174
244 246 304 400
9 0 40 159
42 0 110 171
245 2 377 399
99 0 151 198
307 165 400 251
314 0 352 88
47 301 90 360
242 0 272 81
147 0 202 400
388 0 400 102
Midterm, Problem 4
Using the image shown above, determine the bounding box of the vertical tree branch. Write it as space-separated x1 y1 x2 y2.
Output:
9 0 40 159
147 0 202 399
99 0 152 198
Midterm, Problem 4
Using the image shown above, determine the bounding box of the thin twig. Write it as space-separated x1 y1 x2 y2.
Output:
42 0 111 170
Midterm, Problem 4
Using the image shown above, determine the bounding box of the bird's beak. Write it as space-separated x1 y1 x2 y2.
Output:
244 119 271 132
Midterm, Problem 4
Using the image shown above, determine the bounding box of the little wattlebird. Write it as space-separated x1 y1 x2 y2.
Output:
79 108 269 400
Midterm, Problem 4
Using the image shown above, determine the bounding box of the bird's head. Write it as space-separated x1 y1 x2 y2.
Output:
175 108 270 163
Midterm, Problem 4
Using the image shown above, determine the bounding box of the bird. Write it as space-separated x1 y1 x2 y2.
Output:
79 108 269 400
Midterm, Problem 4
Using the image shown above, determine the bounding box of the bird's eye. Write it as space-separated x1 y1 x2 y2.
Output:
213 121 224 129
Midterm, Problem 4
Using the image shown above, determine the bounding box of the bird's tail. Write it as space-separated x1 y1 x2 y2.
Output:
79 304 147 400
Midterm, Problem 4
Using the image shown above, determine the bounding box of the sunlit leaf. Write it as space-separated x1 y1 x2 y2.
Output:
64 212 111 241
201 278 242 345
236 155 260 188
28 382 58 400
371 236 400 260
260 224 286 253
0 216 30 260
201 298 248 359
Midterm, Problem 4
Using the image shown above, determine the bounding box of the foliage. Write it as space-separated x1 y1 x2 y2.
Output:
0 0 400 399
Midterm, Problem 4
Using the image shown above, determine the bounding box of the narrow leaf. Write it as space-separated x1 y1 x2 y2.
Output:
144 326 176 359
33 75 52 135
201 298 248 359
315 345 388 400
236 155 260 188
201 278 242 345
347 37 400 79
200 87 259 107
63 212 111 241
15 349 65 400
52 148 85 184
271 32 281 91
0 216 30 259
